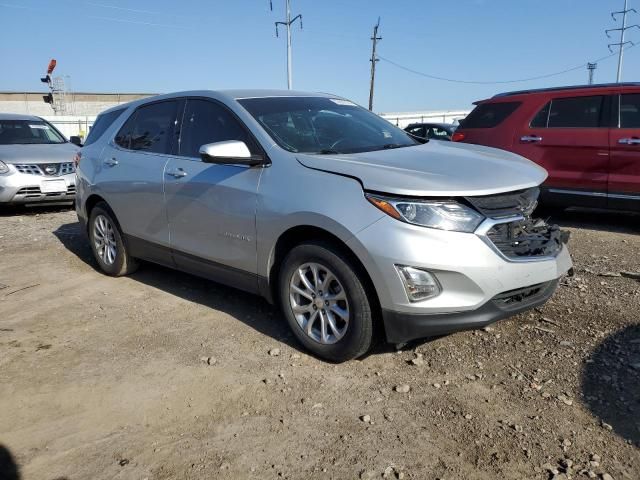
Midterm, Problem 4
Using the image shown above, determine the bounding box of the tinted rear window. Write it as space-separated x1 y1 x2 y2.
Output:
84 108 126 146
547 95 604 128
620 93 640 128
459 102 521 129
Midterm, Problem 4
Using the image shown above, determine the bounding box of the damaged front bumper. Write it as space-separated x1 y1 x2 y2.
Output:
477 215 570 262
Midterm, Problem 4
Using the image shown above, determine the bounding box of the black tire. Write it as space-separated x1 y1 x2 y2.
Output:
88 202 138 276
279 241 374 362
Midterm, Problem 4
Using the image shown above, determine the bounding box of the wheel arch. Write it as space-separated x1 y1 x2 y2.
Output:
266 225 383 335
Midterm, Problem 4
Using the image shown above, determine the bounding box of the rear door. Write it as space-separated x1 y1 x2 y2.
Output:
99 99 180 262
512 94 611 208
163 97 264 293
608 91 640 211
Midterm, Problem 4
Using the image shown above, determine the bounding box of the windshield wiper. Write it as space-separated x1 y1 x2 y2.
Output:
317 149 341 154
381 143 406 150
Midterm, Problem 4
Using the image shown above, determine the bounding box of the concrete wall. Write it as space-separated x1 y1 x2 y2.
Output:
0 92 155 117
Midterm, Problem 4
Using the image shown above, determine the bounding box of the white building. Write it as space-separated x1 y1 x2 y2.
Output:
380 110 470 128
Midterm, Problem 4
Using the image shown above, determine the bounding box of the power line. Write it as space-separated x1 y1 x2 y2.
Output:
376 43 638 85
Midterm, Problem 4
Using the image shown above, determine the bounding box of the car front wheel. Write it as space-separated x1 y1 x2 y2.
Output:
279 242 374 362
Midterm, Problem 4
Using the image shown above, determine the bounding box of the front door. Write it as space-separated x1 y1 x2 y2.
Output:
513 94 610 208
608 92 640 211
164 98 264 293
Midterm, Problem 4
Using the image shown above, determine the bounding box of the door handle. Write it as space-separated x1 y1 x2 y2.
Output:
618 137 640 145
104 158 118 167
520 135 543 143
166 168 187 179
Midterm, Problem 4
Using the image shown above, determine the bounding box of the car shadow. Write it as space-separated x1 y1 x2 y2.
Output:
581 324 640 447
538 206 640 234
52 221 303 353
0 444 20 480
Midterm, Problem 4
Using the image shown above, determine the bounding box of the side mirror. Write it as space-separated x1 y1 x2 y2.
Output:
199 140 268 167
70 135 83 147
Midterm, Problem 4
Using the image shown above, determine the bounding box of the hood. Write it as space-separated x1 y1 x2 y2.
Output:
296 141 547 197
0 143 79 164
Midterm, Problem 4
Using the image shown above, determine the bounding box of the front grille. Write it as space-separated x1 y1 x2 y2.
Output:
486 217 568 259
14 162 75 176
14 185 75 199
59 162 75 175
465 187 539 218
493 282 549 308
467 187 569 260
16 187 42 198
15 164 42 175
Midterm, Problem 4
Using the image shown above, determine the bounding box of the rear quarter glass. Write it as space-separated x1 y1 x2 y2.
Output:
83 108 127 147
459 102 521 129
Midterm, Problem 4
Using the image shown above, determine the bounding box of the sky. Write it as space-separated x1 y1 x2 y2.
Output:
0 0 638 113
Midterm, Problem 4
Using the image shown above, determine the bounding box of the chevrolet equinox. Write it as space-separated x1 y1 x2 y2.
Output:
76 90 572 362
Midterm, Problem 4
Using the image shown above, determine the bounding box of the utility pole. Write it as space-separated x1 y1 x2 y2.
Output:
606 0 639 82
368 17 382 111
271 0 302 90
587 62 597 84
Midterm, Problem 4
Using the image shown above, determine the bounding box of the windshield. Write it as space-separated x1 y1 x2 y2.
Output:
0 120 66 145
238 97 419 154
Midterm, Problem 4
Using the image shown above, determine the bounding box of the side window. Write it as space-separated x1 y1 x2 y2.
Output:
129 101 179 154
179 99 255 158
547 96 604 128
620 94 640 128
459 102 521 129
114 111 137 149
530 102 550 128
428 127 450 139
85 108 126 146
406 126 425 138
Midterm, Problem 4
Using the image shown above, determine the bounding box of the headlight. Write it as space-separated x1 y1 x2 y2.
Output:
366 194 484 233
0 161 9 175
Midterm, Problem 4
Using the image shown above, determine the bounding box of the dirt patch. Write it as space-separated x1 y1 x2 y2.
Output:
0 206 639 479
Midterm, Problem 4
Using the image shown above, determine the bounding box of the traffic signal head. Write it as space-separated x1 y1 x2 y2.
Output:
43 93 53 104
40 75 51 84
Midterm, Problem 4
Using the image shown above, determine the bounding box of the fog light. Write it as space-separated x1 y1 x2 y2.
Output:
395 265 441 302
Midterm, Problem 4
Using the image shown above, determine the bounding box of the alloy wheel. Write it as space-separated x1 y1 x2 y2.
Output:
93 214 117 266
288 262 350 344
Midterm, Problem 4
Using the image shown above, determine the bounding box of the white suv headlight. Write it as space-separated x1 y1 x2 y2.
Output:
366 194 484 233
0 160 9 175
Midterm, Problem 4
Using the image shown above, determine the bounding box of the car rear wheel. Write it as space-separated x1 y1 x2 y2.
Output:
88 202 138 276
279 242 374 362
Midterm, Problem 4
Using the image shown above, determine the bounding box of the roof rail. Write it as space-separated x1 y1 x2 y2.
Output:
493 83 640 98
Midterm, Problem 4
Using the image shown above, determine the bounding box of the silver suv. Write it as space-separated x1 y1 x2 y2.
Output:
76 90 572 361
0 114 78 205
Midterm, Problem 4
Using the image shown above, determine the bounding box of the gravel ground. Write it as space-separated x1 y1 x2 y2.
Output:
0 205 639 480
